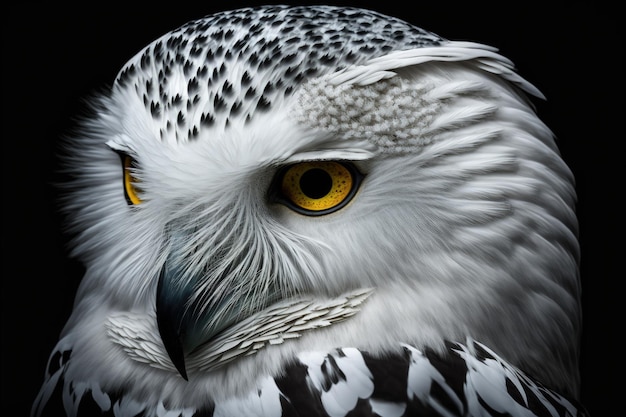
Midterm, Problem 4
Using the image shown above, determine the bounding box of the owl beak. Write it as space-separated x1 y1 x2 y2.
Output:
155 222 285 380
155 244 270 380
156 265 190 380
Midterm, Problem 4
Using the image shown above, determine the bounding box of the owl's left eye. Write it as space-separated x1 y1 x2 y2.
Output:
270 161 363 215
120 154 143 205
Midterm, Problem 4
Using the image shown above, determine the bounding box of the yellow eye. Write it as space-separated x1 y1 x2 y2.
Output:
122 155 143 205
273 161 362 215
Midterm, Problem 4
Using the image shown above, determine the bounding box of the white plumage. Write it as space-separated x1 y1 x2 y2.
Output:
32 5 588 416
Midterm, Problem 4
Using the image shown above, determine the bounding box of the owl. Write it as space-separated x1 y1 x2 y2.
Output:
32 5 588 417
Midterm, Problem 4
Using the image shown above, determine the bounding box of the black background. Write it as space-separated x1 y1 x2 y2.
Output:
3 2 620 415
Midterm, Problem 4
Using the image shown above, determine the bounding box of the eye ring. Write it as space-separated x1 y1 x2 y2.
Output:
271 161 363 216
120 154 143 205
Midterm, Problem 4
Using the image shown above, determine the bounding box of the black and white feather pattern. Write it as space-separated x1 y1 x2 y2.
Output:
31 4 586 417
33 339 587 417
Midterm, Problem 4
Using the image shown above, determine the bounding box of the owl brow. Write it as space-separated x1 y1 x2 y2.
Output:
283 140 378 164
105 138 136 156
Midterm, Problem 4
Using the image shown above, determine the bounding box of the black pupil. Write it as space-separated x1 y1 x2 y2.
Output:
300 168 332 199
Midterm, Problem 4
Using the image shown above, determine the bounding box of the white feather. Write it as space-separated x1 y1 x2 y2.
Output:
369 399 407 417
329 41 544 98
106 288 373 373
299 348 374 417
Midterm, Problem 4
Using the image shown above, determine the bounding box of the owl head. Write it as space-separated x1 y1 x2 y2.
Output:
57 5 580 400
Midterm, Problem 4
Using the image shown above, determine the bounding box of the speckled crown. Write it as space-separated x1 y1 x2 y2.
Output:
114 5 443 142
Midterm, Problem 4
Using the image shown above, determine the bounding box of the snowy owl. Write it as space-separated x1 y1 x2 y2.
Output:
32 5 588 417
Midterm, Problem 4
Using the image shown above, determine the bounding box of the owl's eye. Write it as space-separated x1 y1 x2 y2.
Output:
121 154 143 205
271 161 363 215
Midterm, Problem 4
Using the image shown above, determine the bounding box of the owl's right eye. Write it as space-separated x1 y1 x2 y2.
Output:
121 154 143 205
270 161 363 216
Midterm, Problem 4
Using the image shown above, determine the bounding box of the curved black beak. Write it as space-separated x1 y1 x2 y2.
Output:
155 231 282 381
156 266 189 380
